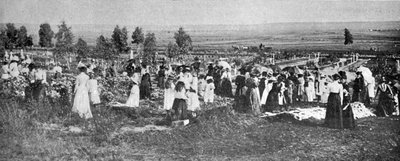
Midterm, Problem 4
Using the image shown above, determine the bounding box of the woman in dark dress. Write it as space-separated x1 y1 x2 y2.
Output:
213 67 222 95
259 72 267 98
265 76 285 112
220 68 233 97
234 69 247 112
352 71 365 102
140 73 152 99
374 77 394 117
325 74 345 129
339 71 356 129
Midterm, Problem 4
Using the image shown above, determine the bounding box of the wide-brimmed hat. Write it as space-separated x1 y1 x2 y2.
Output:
332 74 341 80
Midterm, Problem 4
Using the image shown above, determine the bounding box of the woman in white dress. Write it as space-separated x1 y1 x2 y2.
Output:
187 73 200 116
305 77 315 102
163 77 175 111
125 74 140 107
72 66 92 119
9 60 20 77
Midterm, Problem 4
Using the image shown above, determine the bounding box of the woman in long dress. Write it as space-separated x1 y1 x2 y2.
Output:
172 81 188 120
260 73 274 111
140 73 151 99
375 77 394 117
245 78 261 116
352 72 365 102
72 67 92 119
125 74 140 108
339 71 356 129
305 77 315 102
163 77 175 111
234 69 246 111
220 68 233 97
297 74 305 102
187 74 200 117
324 74 344 129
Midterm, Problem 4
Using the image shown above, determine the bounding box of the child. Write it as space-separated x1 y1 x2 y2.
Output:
125 74 140 108
204 76 215 104
88 72 101 107
172 81 188 120
163 76 175 114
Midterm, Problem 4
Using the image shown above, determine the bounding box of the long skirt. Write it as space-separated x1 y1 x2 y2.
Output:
343 105 356 129
172 99 188 120
264 91 279 112
352 91 362 102
234 86 248 113
324 93 343 129
158 76 165 89
31 81 45 101
377 94 394 117
140 82 151 99
90 90 101 104
72 86 92 119
220 78 233 97
125 85 140 107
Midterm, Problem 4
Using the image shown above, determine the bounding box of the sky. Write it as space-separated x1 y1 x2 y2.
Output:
1 0 400 26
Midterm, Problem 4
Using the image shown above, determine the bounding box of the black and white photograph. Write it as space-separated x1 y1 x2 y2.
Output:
0 0 400 160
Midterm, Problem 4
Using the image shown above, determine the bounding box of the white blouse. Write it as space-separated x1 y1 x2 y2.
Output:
327 81 343 94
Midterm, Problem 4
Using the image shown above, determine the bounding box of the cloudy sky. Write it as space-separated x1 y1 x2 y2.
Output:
1 0 400 26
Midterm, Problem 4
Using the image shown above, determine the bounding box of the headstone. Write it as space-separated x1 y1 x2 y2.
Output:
172 119 190 127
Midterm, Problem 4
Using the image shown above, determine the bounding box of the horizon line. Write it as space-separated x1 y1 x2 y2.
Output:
1 20 399 27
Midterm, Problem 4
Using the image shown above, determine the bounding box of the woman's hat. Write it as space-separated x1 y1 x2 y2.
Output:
338 71 347 79
206 76 213 81
332 74 341 80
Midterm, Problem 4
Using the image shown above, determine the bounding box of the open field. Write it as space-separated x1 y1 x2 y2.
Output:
4 21 400 52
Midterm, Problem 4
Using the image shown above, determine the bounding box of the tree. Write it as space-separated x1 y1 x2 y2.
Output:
5 23 18 49
166 42 178 61
0 29 8 51
111 25 128 53
38 23 54 47
16 26 28 48
75 38 89 59
143 33 157 64
174 27 192 55
0 30 6 58
25 35 33 47
54 21 74 61
95 35 115 59
344 28 353 45
131 27 144 45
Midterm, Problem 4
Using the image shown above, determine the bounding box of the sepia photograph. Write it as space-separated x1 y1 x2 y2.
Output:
0 0 400 160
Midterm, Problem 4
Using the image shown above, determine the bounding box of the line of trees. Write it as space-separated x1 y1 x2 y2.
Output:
0 23 34 57
0 21 194 64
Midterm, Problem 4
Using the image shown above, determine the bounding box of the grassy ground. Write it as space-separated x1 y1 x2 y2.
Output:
1 95 399 161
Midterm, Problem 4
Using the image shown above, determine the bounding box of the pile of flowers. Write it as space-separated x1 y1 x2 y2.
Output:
47 76 74 100
262 102 376 122
0 76 29 97
98 76 132 103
